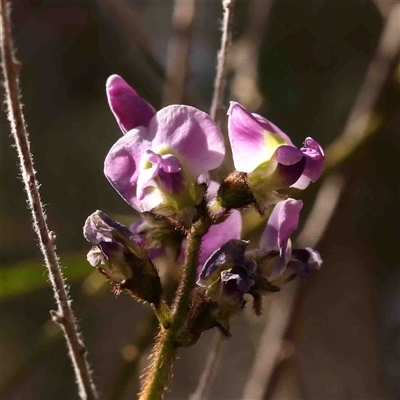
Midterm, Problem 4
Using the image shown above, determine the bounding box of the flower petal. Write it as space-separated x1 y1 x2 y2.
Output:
227 102 289 173
252 113 293 146
106 75 156 133
260 199 303 279
146 150 181 173
255 145 306 189
104 127 162 212
261 199 303 251
150 105 225 177
292 138 324 189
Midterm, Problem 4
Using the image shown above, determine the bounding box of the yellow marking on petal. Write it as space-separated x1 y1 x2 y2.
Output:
263 130 287 163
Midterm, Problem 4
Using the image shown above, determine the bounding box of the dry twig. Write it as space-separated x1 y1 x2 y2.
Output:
0 1 97 399
162 0 197 105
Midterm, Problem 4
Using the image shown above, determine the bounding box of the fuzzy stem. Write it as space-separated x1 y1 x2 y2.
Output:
0 1 97 399
139 220 206 400
210 0 236 124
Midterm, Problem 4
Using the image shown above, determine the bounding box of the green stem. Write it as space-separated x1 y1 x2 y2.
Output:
139 220 206 400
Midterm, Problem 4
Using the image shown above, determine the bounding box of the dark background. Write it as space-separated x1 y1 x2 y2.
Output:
1 0 399 399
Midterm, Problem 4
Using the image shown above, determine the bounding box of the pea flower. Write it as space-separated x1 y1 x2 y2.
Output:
255 198 322 284
104 75 225 223
227 102 324 210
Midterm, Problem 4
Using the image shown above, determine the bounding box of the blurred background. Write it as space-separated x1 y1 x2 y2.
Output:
0 0 399 399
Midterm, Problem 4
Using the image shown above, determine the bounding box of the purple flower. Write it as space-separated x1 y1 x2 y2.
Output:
197 239 257 309
104 76 225 222
259 199 322 282
227 102 324 210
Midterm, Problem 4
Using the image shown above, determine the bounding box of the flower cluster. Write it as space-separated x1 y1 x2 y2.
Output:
83 75 324 341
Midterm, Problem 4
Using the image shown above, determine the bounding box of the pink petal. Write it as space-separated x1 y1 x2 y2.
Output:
292 137 324 190
150 105 225 177
228 102 289 173
261 198 303 251
104 127 155 211
106 75 156 133
261 199 303 279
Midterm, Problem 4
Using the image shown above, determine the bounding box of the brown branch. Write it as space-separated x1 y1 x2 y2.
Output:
0 1 97 399
324 3 400 171
210 0 236 124
190 332 224 400
162 0 197 106
231 0 273 109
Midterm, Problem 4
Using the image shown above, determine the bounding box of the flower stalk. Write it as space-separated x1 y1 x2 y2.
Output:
140 219 207 400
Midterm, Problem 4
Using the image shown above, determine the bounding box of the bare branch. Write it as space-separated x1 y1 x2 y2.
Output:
210 0 236 124
325 3 400 170
162 0 197 105
190 333 224 400
0 1 97 399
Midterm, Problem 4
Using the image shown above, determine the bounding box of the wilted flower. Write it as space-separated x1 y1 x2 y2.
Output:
225 101 324 211
104 75 225 224
83 210 163 305
197 240 256 315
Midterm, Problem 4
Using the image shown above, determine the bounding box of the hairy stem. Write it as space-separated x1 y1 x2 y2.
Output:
210 0 236 124
139 220 206 400
0 1 97 399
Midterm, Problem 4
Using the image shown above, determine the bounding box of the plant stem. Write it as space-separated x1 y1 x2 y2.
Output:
139 221 206 400
0 1 97 399
210 0 236 124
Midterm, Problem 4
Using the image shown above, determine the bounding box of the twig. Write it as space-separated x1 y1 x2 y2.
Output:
231 0 273 109
241 174 345 400
324 3 400 171
0 2 97 399
96 0 165 81
162 0 197 106
190 332 224 400
242 4 400 398
210 0 236 124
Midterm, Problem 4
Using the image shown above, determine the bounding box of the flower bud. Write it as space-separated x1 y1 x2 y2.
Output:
84 210 163 306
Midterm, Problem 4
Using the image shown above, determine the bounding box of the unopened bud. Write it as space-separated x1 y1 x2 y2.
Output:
83 210 164 308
